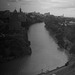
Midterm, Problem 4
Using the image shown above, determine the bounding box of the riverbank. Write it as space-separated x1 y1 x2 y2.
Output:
44 15 75 59
38 15 75 75
45 25 70 58
37 59 75 75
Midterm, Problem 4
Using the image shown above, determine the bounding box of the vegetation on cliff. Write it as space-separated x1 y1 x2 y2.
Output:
0 9 44 63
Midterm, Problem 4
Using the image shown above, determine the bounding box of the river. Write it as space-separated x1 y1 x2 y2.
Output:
0 22 68 75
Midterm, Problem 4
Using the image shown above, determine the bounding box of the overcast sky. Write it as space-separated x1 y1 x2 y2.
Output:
0 0 75 17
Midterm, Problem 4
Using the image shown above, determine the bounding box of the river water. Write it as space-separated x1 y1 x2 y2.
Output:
0 23 68 75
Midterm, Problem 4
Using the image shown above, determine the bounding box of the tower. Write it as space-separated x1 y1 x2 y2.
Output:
20 7 22 13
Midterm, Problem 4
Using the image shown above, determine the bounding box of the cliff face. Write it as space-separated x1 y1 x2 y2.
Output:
0 11 32 63
0 10 44 63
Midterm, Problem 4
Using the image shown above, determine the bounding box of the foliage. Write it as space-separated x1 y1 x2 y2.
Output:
44 15 75 54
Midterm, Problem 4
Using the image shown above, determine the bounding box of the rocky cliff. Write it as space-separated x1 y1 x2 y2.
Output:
0 10 44 63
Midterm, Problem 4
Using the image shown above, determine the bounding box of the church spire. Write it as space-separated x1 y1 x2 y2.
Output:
20 6 22 13
14 8 17 13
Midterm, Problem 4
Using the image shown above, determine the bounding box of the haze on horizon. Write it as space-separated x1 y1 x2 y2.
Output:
0 0 75 17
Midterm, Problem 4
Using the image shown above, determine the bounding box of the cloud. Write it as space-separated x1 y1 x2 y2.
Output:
7 0 37 3
55 1 75 9
52 0 75 9
7 0 29 2
7 0 75 9
38 0 75 9
7 0 21 2
51 0 68 3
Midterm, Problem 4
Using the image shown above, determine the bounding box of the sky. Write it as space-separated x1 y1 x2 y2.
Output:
0 0 75 17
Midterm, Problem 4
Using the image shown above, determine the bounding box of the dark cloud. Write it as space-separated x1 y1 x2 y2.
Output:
7 0 22 2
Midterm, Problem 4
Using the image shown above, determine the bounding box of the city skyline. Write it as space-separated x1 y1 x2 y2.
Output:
0 0 75 17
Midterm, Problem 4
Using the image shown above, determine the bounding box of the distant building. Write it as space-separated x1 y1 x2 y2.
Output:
20 8 22 13
44 12 50 16
68 21 75 25
60 14 64 18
